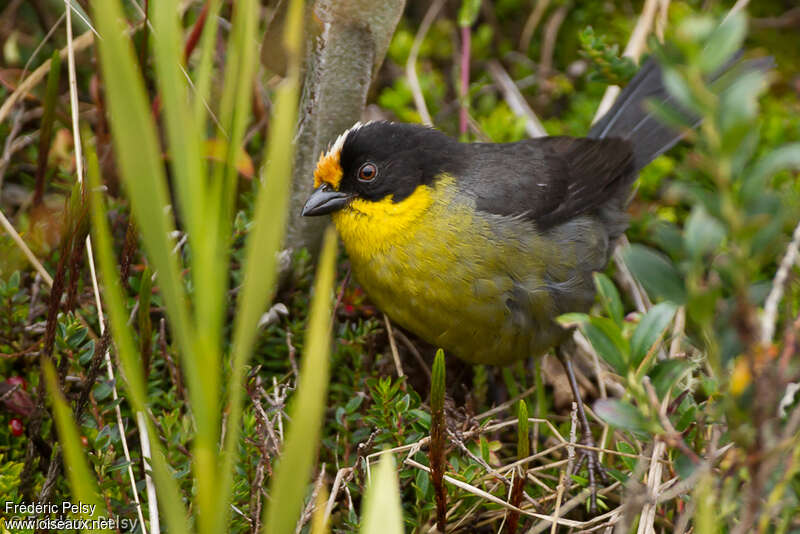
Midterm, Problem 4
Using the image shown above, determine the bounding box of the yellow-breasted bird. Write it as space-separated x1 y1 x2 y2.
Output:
302 56 771 510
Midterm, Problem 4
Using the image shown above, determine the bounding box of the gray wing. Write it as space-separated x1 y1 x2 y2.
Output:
461 136 635 229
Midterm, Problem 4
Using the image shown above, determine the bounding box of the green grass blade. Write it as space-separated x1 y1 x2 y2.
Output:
517 400 529 461
192 0 222 127
150 1 224 525
91 0 199 402
262 227 337 534
151 0 206 269
87 140 191 534
360 453 403 534
43 361 103 529
204 0 259 311
86 145 147 411
216 0 305 529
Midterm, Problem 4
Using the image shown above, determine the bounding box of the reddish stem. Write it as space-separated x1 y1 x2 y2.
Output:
184 1 209 62
459 25 471 136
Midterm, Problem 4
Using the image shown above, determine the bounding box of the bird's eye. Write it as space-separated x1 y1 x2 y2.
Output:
358 162 378 182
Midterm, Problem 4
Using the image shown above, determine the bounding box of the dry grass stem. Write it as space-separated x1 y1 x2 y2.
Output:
405 0 445 127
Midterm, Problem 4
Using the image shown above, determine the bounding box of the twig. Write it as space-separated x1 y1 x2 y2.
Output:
0 30 94 126
519 0 551 52
295 464 327 534
405 0 444 127
669 306 685 358
0 108 25 190
137 412 160 534
323 467 353 525
636 440 665 534
383 314 405 379
486 60 547 138
613 237 652 313
404 457 587 528
393 329 431 382
0 208 54 286
539 5 568 76
761 219 800 345
476 385 537 420
20 12 66 82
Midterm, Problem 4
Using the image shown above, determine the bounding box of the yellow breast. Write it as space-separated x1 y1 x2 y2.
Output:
331 176 566 365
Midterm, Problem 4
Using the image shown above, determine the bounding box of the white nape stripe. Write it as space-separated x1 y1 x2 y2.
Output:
325 121 373 157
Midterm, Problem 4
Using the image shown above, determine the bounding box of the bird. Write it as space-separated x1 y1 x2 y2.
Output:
301 55 771 511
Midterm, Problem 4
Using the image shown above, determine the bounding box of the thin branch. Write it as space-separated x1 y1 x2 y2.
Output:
405 0 445 127
0 208 54 286
0 30 94 125
383 314 405 380
519 0 551 52
538 5 568 76
761 219 800 345
486 60 547 138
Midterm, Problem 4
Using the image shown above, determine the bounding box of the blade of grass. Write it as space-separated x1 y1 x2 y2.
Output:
65 0 148 524
262 227 337 534
91 0 204 453
150 1 223 524
216 0 305 529
43 361 104 532
87 143 191 534
151 0 206 271
201 0 259 360
33 50 61 207
360 453 404 534
430 348 447 532
192 0 223 128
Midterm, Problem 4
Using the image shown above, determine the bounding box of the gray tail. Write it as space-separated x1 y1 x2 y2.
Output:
588 54 775 171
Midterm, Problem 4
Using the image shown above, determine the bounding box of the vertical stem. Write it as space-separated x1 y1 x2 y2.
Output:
429 350 447 532
459 25 471 136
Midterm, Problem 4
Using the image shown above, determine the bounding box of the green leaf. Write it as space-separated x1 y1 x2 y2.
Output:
630 302 678 369
649 359 694 398
616 441 638 471
698 12 746 74
747 143 800 188
458 0 481 27
93 381 113 402
719 70 767 140
622 244 687 304
581 317 628 375
684 206 725 258
92 0 194 366
594 273 623 326
43 361 104 522
662 67 700 115
517 400 529 460
361 453 403 534
431 349 445 414
556 312 589 328
593 399 655 437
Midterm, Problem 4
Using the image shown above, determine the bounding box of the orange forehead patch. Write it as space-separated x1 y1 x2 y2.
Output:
313 149 343 190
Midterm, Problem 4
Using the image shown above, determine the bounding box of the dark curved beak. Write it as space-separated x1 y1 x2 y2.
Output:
302 184 353 216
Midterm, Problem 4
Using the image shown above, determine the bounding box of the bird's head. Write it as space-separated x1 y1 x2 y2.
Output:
302 121 462 217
